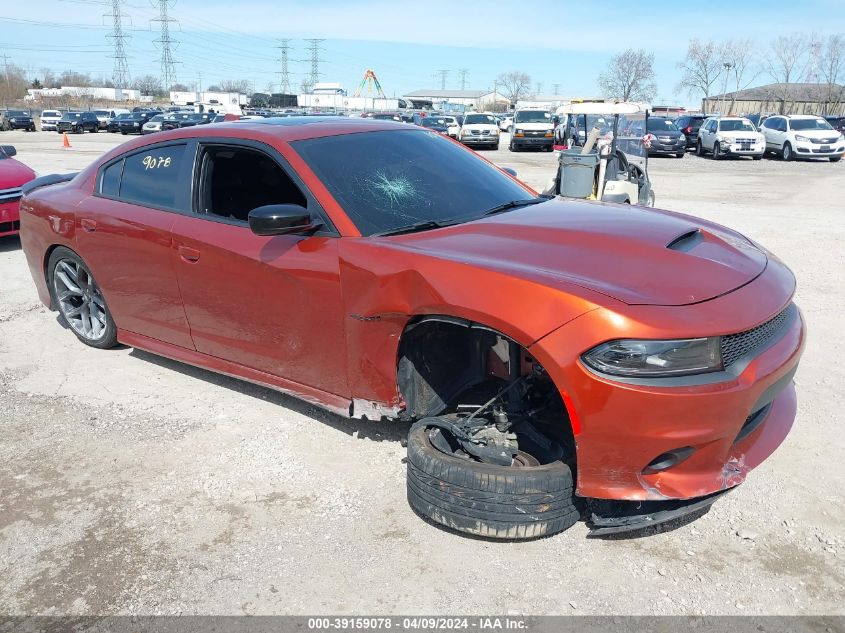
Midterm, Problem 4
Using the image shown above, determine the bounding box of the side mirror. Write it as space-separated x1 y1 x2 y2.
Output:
0 145 17 157
248 204 320 236
502 167 517 178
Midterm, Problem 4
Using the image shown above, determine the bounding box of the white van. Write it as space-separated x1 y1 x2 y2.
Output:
508 109 554 151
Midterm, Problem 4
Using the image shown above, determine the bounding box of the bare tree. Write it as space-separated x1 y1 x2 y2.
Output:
764 33 813 113
676 39 724 99
819 34 845 114
496 71 531 105
170 83 189 92
721 39 759 114
218 79 251 94
40 68 58 89
0 62 29 102
598 49 657 102
132 74 163 96
58 70 92 87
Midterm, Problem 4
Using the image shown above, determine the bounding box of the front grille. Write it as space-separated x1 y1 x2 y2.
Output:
721 305 793 368
0 187 23 203
810 137 839 144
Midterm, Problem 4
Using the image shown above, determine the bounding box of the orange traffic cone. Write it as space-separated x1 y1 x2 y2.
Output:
62 133 71 148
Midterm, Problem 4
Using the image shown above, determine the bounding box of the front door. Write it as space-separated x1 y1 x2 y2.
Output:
171 141 349 398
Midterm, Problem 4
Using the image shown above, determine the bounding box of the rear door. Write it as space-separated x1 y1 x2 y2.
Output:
170 139 349 397
77 140 195 348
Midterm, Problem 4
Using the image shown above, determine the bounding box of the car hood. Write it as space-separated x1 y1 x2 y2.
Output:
0 158 37 187
383 199 767 307
793 129 842 139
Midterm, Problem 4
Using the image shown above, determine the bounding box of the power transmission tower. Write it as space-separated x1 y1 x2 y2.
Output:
105 0 131 87
303 38 325 91
151 0 179 91
535 82 543 94
276 39 292 94
436 69 449 90
552 83 560 95
458 68 469 90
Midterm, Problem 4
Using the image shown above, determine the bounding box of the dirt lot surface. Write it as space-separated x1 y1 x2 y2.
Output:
1 130 843 615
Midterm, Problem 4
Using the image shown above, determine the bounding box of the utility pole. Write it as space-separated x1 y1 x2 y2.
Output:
458 68 469 90
276 38 292 94
303 38 325 92
535 82 543 94
552 83 560 95
151 0 179 91
436 69 449 90
197 71 202 94
717 62 733 114
106 0 131 87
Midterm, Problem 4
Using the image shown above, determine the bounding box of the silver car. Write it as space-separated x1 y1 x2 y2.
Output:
141 114 166 135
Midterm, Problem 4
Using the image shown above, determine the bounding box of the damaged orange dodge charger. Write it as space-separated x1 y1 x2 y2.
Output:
19 118 805 538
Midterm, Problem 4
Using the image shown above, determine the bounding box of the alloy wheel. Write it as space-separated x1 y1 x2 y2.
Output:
52 259 108 341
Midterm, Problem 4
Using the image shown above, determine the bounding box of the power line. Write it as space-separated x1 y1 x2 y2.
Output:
105 0 131 87
151 0 178 89
435 69 449 90
276 38 291 94
458 68 469 90
303 38 324 91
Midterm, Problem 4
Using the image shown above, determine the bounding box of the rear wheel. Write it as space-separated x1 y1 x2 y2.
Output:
696 140 704 156
47 247 118 349
406 424 580 539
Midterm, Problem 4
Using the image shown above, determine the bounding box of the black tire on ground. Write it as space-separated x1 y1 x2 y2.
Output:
696 140 704 156
675 152 685 158
713 142 722 159
753 155 763 160
782 142 793 161
830 156 841 163
406 424 580 539
46 246 118 350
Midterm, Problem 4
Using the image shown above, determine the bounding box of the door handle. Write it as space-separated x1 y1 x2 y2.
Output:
178 245 200 263
80 218 97 232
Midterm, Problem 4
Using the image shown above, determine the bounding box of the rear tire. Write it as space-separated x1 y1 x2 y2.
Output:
406 424 580 539
696 140 704 156
47 247 118 350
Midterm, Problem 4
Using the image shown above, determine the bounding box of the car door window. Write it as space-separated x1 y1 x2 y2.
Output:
195 145 307 224
113 144 188 210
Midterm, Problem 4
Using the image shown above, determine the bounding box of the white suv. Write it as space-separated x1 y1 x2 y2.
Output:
39 109 63 131
696 116 765 159
459 112 500 150
759 114 845 162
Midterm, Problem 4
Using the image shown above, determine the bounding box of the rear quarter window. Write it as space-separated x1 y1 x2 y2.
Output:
114 144 188 209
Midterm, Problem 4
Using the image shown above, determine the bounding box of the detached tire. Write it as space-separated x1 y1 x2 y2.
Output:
406 425 580 539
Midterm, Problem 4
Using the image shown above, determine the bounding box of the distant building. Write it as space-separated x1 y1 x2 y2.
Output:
404 89 507 111
26 86 140 101
703 83 845 116
170 91 249 109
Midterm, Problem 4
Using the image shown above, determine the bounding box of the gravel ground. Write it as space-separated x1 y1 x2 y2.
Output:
0 130 843 616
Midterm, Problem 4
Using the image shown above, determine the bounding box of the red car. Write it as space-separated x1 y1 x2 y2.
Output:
0 145 37 238
19 118 805 538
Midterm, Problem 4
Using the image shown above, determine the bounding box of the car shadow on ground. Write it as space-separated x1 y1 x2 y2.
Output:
128 348 412 444
0 235 21 252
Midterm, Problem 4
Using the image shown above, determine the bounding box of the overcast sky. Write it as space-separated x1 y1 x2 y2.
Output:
3 0 845 106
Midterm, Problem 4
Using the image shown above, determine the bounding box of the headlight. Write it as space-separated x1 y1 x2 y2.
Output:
721 137 734 144
794 135 810 142
582 338 722 377
9 118 16 122
514 128 523 134
679 134 686 142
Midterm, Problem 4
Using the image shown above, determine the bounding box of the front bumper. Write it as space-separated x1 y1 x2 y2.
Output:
794 142 845 157
119 124 142 134
461 134 499 146
529 259 805 502
41 122 58 130
0 199 21 237
512 135 553 147
648 142 686 155
721 142 765 156
6 121 34 130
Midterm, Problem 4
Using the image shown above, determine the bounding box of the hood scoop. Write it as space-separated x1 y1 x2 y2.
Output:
666 228 703 252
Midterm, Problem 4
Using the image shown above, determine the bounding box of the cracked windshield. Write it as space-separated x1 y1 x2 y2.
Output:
293 129 529 236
